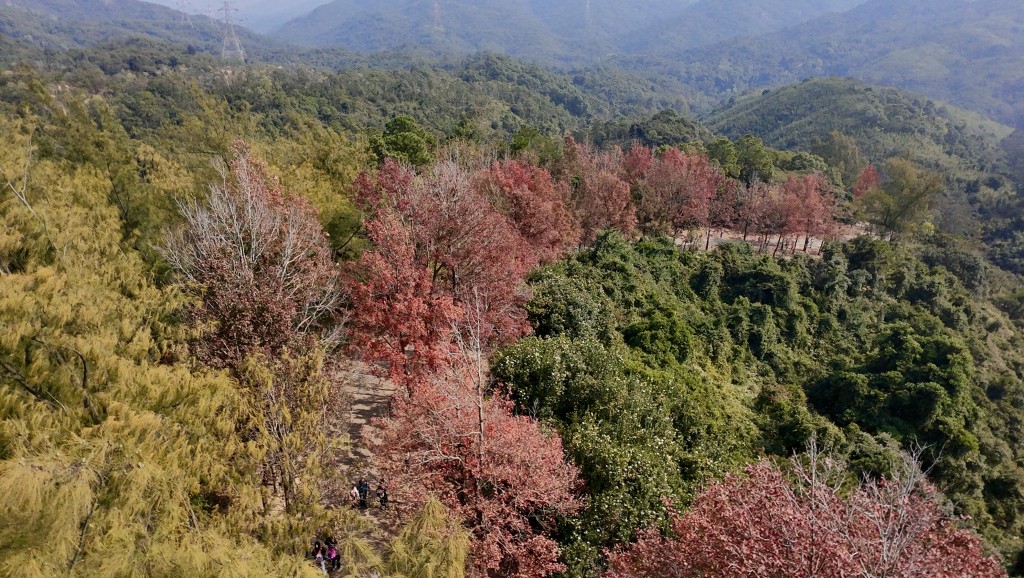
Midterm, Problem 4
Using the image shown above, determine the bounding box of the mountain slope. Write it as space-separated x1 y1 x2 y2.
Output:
0 0 287 60
523 0 697 53
270 0 869 64
649 0 1024 125
2 0 186 22
272 0 567 61
704 77 1014 174
620 0 867 54
0 0 222 51
143 0 329 32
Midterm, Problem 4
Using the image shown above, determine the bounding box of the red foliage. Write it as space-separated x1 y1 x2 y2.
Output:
346 205 462 384
632 147 725 239
348 160 534 388
708 179 741 238
744 182 785 249
621 144 654 183
476 159 579 264
371 361 582 578
559 137 637 244
781 172 838 252
854 163 881 199
604 459 1006 578
164 142 343 369
352 161 581 577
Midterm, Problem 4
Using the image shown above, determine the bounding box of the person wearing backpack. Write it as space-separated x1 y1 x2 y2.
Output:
311 540 327 575
357 478 370 509
326 543 339 572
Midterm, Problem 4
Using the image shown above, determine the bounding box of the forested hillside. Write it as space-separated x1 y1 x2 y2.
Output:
1 6 1024 578
274 0 565 60
659 0 1024 125
704 77 1024 275
8 0 1021 131
618 0 866 54
498 233 1024 575
272 0 866 64
0 0 225 50
143 0 328 33
272 0 1024 129
705 78 1013 171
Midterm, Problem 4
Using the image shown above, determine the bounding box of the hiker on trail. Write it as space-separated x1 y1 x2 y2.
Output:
376 482 388 510
311 540 327 575
357 478 370 509
349 484 359 507
327 546 339 573
325 538 340 572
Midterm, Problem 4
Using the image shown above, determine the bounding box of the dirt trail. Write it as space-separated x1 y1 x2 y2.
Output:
340 361 395 468
680 223 867 256
325 361 402 556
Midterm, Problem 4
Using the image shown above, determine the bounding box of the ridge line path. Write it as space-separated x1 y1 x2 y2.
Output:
328 360 400 551
340 360 395 468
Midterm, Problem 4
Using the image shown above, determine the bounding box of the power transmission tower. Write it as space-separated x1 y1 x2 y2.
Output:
177 0 194 28
218 1 246 62
585 0 592 28
432 0 443 33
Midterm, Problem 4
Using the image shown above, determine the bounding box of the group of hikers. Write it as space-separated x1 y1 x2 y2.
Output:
349 477 388 510
310 537 342 574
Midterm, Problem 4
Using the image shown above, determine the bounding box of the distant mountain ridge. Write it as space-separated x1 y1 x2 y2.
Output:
142 0 335 33
618 0 867 53
271 0 871 63
0 0 278 57
1 0 181 21
272 0 572 61
271 0 1023 126
655 0 1024 126
3 0 1021 130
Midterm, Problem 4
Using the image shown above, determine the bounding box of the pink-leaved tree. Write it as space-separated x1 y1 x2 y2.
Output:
605 449 1005 578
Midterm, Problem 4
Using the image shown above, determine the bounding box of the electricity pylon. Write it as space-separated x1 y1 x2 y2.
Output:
176 0 194 28
433 0 443 33
219 1 246 62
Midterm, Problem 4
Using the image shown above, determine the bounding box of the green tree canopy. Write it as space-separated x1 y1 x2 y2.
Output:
370 115 437 167
860 158 943 240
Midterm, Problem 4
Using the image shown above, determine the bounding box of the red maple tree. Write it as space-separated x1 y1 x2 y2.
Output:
707 179 741 248
476 159 579 264
348 159 534 388
557 137 637 244
634 148 724 242
346 203 462 385
854 163 881 199
621 143 654 183
605 453 1005 578
351 159 582 576
370 355 582 578
780 172 837 254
